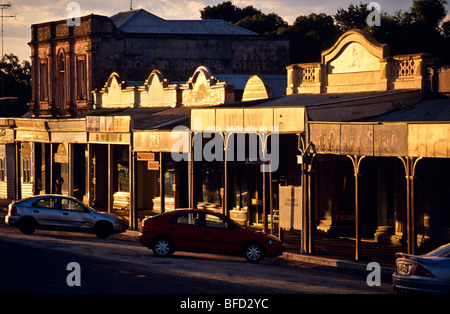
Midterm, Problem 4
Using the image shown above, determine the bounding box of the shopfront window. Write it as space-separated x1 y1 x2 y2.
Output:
22 143 32 183
0 157 5 181
116 146 129 192
164 170 175 199
201 161 222 204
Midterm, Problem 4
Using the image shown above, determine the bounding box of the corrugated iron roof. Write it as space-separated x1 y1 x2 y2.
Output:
367 97 450 122
75 107 191 131
110 9 257 35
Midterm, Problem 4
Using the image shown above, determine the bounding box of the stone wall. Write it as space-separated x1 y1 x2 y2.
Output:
29 14 289 116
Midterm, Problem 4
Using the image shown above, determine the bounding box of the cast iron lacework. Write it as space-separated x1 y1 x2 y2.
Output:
392 59 415 77
301 67 316 82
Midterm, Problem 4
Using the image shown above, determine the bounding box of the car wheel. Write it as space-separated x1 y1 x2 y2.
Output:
19 217 36 235
152 237 174 257
94 221 113 239
244 242 264 263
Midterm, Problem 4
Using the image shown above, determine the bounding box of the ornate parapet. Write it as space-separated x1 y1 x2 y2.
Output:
180 66 234 107
138 70 180 108
286 63 322 95
286 29 432 95
387 53 431 91
93 72 137 109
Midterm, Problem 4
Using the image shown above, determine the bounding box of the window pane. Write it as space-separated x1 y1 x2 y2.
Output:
34 197 60 209
204 214 228 229
61 198 85 211
172 212 200 226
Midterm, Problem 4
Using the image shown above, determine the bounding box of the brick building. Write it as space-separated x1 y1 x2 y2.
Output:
28 9 289 117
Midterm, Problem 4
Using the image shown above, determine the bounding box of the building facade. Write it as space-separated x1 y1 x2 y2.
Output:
28 9 289 117
3 22 449 265
189 30 450 261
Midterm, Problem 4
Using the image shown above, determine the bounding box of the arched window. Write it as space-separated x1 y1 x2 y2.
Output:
57 50 66 111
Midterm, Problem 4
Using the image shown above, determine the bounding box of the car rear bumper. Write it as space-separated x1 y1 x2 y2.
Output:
5 215 19 227
393 273 450 294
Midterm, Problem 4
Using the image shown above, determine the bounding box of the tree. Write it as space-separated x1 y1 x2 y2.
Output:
200 1 286 35
199 1 450 64
410 0 448 29
236 13 288 35
0 54 31 88
284 13 339 62
334 3 373 31
334 1 449 63
0 53 31 116
200 1 261 24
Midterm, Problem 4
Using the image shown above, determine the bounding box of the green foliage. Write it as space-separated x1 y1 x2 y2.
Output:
201 0 450 64
236 13 288 35
200 1 261 24
0 53 31 112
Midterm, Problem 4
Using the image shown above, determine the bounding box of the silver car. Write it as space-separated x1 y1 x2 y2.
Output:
393 243 450 293
5 195 128 238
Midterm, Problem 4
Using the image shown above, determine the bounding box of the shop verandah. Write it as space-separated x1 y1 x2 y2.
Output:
189 106 305 233
294 121 450 265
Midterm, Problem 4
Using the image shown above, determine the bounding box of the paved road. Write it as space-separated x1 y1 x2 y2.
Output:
0 224 394 296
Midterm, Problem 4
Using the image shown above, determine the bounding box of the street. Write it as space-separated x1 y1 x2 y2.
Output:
0 224 394 296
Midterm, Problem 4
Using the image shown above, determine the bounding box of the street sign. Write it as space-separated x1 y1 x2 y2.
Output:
137 152 155 161
147 161 159 170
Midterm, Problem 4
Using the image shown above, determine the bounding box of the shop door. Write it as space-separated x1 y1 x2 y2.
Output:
248 165 263 228
91 146 107 207
164 169 175 211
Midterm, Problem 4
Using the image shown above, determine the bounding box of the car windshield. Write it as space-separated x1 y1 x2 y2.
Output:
426 244 450 257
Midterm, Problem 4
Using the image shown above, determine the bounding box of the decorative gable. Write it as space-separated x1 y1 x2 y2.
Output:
93 73 136 108
180 66 234 107
321 29 389 93
138 70 180 107
287 29 431 95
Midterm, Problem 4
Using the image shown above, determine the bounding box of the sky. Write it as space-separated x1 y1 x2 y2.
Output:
3 0 450 63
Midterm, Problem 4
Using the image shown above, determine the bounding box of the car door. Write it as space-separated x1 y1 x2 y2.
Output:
59 197 92 229
167 212 206 251
200 213 242 253
31 197 62 227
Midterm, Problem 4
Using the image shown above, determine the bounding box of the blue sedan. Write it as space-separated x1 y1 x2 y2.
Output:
5 195 128 238
393 243 450 293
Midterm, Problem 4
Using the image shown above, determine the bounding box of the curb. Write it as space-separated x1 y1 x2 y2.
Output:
113 229 395 274
1 214 395 275
282 252 394 275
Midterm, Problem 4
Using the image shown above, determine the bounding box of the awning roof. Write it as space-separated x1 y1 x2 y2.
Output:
251 89 422 122
75 107 191 131
367 97 450 122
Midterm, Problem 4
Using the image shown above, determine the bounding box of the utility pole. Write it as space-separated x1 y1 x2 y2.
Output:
0 3 16 97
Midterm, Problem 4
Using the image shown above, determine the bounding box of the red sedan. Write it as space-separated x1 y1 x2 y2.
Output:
138 209 283 262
